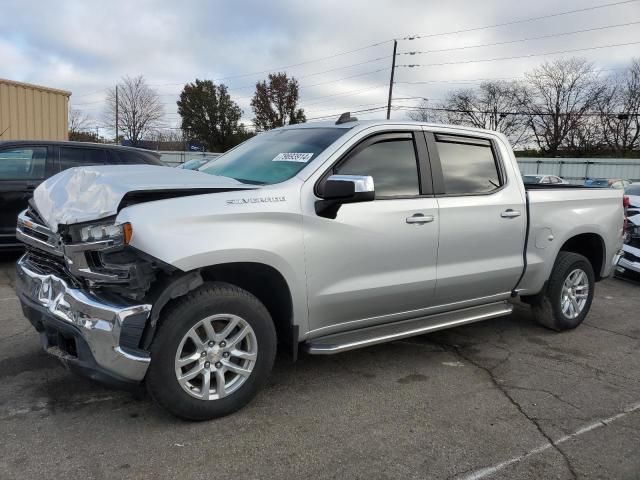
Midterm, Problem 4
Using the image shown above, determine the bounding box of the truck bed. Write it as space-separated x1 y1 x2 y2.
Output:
517 186 624 295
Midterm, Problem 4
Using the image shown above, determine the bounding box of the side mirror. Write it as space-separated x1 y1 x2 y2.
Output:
316 174 375 218
321 175 375 201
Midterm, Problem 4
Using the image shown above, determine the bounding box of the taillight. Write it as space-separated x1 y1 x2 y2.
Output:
623 195 630 209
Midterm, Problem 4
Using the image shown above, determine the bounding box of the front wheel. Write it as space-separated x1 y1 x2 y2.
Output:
528 252 595 331
146 282 276 420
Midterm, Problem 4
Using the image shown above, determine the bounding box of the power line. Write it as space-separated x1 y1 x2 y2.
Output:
305 105 389 121
393 105 640 117
301 83 388 106
302 68 391 88
399 20 640 55
402 0 640 40
146 41 393 88
397 40 640 68
393 67 627 86
304 97 421 116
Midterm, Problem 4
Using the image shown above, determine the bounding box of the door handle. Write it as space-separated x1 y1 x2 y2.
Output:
501 209 521 218
406 214 435 224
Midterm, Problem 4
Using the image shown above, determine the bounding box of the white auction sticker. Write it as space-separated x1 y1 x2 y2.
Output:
272 152 314 162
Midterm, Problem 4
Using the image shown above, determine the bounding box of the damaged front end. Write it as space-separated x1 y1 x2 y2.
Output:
15 206 170 384
17 207 168 299
617 213 640 280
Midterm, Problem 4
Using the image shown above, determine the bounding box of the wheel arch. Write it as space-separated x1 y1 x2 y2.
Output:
142 262 298 359
558 232 606 280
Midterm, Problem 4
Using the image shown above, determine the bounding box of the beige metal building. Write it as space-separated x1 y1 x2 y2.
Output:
0 78 71 141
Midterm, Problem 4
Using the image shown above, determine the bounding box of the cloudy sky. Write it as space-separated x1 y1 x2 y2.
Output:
1 0 639 133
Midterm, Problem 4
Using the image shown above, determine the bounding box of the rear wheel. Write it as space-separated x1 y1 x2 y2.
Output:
528 252 595 331
146 282 276 420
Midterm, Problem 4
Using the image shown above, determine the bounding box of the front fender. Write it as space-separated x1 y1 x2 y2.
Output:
116 189 309 335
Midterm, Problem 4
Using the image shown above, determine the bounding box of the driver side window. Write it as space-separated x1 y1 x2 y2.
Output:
335 134 420 198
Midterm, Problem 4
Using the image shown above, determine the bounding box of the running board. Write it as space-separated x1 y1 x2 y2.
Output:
304 301 513 355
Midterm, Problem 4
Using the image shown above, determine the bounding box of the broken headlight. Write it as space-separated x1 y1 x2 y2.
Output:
79 222 132 244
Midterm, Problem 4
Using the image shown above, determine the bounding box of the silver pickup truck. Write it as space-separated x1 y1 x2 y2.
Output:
15 116 624 420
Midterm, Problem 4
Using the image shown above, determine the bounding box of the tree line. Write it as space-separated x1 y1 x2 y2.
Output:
71 73 306 151
407 57 640 156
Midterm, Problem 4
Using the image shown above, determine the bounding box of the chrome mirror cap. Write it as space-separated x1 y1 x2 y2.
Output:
326 174 374 193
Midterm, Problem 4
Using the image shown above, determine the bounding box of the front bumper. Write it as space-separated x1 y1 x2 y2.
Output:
16 255 152 383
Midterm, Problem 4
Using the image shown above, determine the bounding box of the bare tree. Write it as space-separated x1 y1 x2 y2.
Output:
104 76 164 145
519 58 603 154
597 58 640 154
440 81 529 148
406 99 447 123
68 108 92 139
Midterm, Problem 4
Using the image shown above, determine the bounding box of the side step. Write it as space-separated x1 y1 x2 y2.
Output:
304 301 513 355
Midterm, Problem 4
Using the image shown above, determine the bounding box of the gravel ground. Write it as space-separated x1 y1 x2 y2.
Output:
0 255 639 480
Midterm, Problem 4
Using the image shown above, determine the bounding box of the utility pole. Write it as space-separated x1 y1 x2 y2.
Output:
115 84 119 144
386 40 397 120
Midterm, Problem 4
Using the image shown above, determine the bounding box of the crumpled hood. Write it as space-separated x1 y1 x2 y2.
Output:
33 165 254 231
627 194 640 208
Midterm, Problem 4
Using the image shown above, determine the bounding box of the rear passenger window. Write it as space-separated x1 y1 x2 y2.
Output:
336 137 420 198
435 135 501 195
59 147 108 171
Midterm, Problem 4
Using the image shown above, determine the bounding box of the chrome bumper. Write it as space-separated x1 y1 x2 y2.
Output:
16 255 152 382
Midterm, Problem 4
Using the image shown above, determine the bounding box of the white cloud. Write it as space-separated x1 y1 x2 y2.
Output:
1 0 638 129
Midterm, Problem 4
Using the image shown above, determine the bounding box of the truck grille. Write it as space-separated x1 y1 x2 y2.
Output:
623 249 640 264
23 248 81 287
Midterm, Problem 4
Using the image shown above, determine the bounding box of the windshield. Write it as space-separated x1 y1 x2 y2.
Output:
625 184 640 196
522 175 542 184
199 127 346 184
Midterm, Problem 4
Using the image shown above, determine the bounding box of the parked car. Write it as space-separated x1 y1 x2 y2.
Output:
617 217 640 281
611 179 632 190
0 141 164 249
624 183 640 217
176 156 218 170
616 183 640 280
585 178 631 189
15 118 624 420
522 174 568 185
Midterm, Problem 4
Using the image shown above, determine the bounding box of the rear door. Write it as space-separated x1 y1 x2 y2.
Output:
425 130 526 305
0 145 49 246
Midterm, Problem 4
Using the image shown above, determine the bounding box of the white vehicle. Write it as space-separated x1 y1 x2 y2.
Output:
522 174 569 185
617 183 640 279
15 116 625 419
624 183 640 217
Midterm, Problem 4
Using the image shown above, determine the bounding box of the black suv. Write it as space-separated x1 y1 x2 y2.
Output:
0 141 165 249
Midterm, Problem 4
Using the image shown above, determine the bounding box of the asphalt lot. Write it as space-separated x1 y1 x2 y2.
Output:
0 254 639 480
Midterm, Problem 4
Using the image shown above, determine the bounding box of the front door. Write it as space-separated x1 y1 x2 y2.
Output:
303 130 439 336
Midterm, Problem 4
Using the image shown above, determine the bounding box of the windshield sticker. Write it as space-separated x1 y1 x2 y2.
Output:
272 152 314 163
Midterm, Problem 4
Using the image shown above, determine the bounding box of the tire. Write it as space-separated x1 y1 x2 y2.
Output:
146 282 276 420
529 252 595 331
